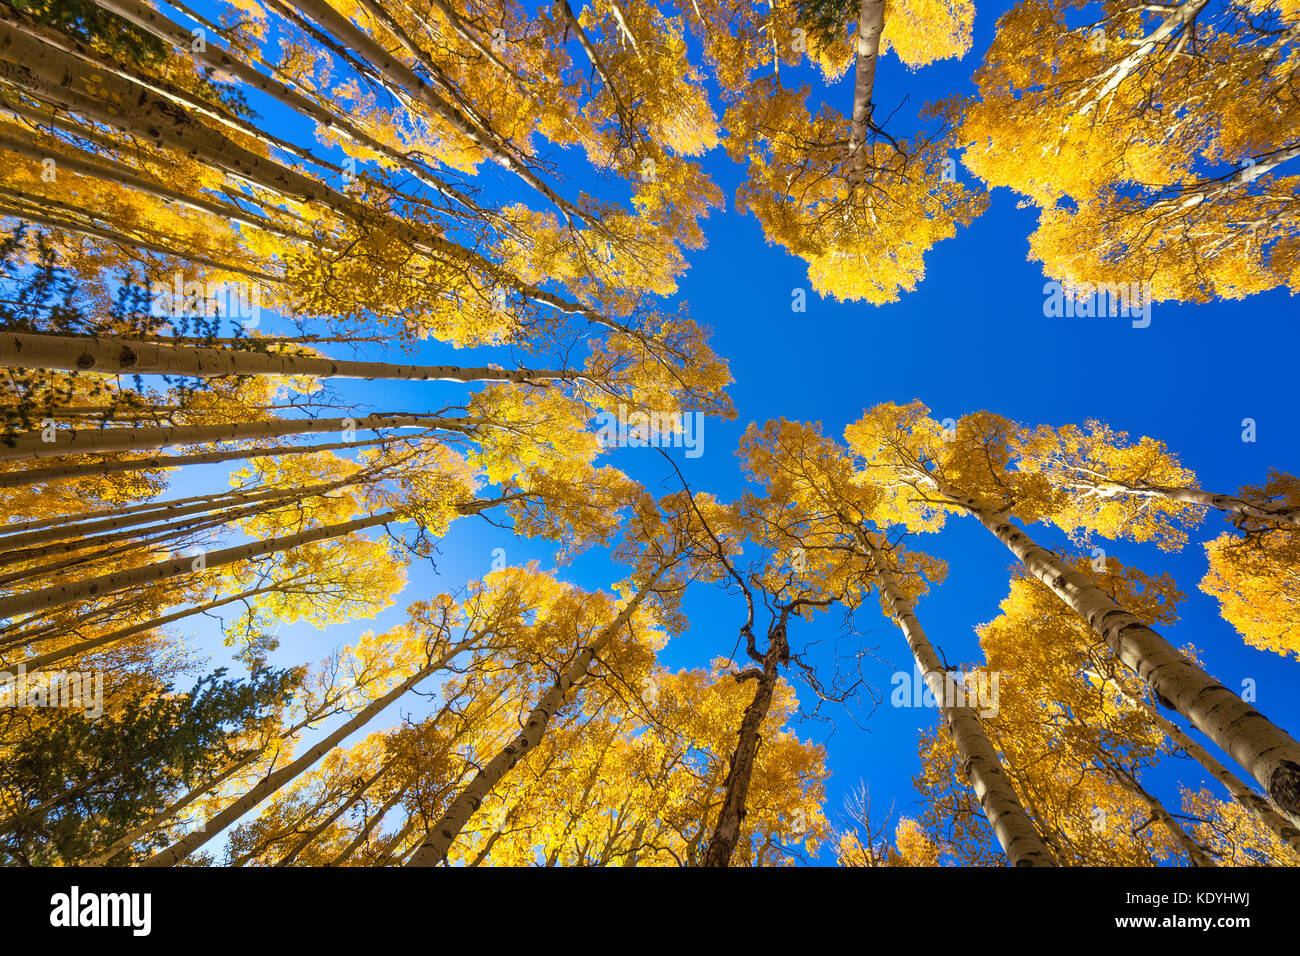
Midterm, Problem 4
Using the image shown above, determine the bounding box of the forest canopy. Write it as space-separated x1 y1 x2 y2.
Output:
0 0 1296 870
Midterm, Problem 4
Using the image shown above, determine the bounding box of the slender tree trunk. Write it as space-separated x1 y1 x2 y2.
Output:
0 510 402 619
1078 0 1211 116
11 579 301 673
0 6 334 173
0 131 314 244
700 659 778 867
0 25 387 260
0 24 324 208
287 0 592 227
1135 780 1218 867
274 760 394 866
374 817 420 866
0 481 326 555
0 192 275 283
326 780 412 866
0 22 648 342
0 483 305 537
1118 685 1300 856
141 644 461 867
621 819 648 866
1093 745 1218 866
0 413 456 462
87 748 262 865
846 0 885 187
0 485 364 587
1090 480 1300 530
606 0 641 54
90 0 481 211
934 481 1300 822
852 523 1058 866
0 437 393 490
558 0 636 134
92 672 404 865
405 573 662 866
2 463 389 581
0 332 592 385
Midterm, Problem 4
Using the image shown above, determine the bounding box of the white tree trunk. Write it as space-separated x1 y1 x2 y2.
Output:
288 0 591 226
0 437 389 490
853 525 1057 866
0 414 453 462
141 643 463 866
1078 0 1211 116
1094 480 1300 530
12 580 295 673
90 0 479 208
0 510 401 619
405 573 661 866
1119 686 1300 856
936 483 1300 823
846 0 885 187
0 332 591 385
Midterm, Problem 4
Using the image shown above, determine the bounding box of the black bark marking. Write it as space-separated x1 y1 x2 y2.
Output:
1268 760 1300 817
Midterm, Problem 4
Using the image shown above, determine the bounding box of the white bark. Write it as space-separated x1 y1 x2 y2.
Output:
852 524 1057 866
0 437 391 490
0 482 316 553
89 0 477 208
1087 479 1300 530
11 581 295 674
0 413 456 462
0 510 402 619
287 0 592 227
0 21 643 341
847 0 885 187
405 573 661 866
1119 686 1300 856
935 482 1300 823
0 332 592 385
1078 0 1211 116
141 644 462 866
0 130 312 243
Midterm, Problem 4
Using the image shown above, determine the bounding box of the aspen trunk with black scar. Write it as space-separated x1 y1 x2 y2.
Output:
1116 683 1300 855
932 479 1300 823
847 0 886 189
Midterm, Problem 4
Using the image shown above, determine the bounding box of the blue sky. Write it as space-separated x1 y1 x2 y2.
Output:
160 0 1300 862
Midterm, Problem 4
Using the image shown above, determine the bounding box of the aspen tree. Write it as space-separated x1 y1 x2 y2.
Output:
739 419 1057 865
845 401 1300 822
